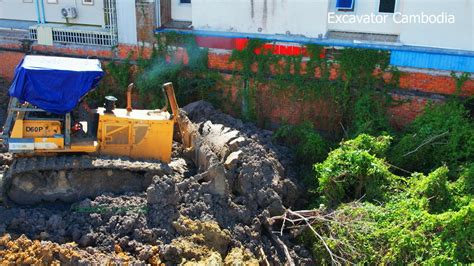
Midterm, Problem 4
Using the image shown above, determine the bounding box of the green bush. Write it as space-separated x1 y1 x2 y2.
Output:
303 164 473 264
136 60 183 108
409 167 456 213
351 92 392 137
390 100 474 174
273 122 329 165
314 134 396 205
107 54 133 93
449 163 474 208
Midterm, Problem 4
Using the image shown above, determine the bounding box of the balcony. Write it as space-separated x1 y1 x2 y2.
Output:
29 24 117 47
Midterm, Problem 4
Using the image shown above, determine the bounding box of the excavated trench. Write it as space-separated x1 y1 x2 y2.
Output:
0 101 312 264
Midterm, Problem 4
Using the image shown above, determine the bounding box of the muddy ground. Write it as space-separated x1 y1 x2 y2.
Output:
0 100 312 264
0 78 8 126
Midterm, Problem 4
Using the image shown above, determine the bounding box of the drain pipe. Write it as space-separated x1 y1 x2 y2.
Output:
40 0 46 23
34 0 41 23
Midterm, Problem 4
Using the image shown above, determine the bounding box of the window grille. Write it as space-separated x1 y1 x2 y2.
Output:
28 0 117 47
29 27 116 46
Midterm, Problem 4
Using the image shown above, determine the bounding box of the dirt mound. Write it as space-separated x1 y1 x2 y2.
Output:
0 234 140 264
0 101 310 264
0 78 9 127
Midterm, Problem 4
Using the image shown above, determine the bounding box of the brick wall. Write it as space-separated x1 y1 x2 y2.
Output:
0 42 158 81
399 72 474 96
135 2 157 45
0 51 24 81
207 49 474 95
205 49 473 129
1 40 472 131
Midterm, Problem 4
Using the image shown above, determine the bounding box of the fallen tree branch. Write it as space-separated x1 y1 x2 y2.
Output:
259 247 270 266
263 214 296 266
385 162 412 174
269 209 353 266
275 235 295 266
402 131 449 157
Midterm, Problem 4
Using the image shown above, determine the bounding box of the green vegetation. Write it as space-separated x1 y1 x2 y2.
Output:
136 34 222 109
97 35 473 264
105 33 222 109
273 122 329 165
298 99 474 264
390 100 474 174
229 41 395 136
314 134 397 206
273 122 331 191
450 71 471 95
302 136 473 264
107 53 133 93
233 41 473 264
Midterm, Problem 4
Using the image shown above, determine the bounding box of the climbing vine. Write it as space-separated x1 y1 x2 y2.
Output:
107 53 133 93
229 39 395 136
450 71 471 95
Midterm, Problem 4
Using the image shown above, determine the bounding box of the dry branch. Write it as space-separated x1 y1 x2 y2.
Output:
268 209 354 266
402 131 449 157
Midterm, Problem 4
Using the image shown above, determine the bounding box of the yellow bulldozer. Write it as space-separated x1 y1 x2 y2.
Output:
0 55 195 204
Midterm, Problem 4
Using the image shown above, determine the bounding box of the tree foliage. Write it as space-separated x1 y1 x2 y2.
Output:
273 122 329 165
314 134 396 206
303 134 474 264
390 100 474 174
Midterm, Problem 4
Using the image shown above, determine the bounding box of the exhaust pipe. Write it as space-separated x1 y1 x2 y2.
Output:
127 83 134 112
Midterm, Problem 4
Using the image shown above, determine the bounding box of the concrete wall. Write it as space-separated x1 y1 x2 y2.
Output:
0 0 104 26
191 0 329 38
171 0 192 21
189 0 473 52
327 0 400 35
399 0 473 51
117 1 137 44
43 0 105 26
0 0 38 22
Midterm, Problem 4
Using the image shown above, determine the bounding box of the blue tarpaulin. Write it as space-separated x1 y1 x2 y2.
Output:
9 55 104 114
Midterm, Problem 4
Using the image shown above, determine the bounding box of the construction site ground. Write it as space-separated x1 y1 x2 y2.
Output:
0 77 311 264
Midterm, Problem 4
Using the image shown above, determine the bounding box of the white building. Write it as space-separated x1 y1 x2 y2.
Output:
161 0 474 72
0 0 472 72
0 0 136 47
167 0 473 52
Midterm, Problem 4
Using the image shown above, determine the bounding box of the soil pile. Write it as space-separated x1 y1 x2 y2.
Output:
0 78 9 126
0 101 310 264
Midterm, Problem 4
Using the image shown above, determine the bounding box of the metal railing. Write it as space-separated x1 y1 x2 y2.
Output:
104 0 118 46
28 0 118 47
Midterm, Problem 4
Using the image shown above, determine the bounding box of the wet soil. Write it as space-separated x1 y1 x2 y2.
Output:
0 101 311 264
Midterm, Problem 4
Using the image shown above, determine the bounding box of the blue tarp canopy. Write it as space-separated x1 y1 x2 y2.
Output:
9 55 104 114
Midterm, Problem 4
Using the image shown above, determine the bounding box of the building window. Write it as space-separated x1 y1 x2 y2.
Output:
180 0 191 3
23 0 34 3
336 0 355 11
82 0 93 5
379 0 396 13
47 0 58 4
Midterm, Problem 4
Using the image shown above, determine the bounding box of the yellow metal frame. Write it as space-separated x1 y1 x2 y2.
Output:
97 109 174 162
10 112 25 139
11 114 62 139
7 83 184 163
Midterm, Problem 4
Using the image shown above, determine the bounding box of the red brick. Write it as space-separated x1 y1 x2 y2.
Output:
0 51 25 81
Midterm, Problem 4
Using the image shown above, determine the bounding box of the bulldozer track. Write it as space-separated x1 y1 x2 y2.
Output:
2 155 173 205
8 155 172 176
